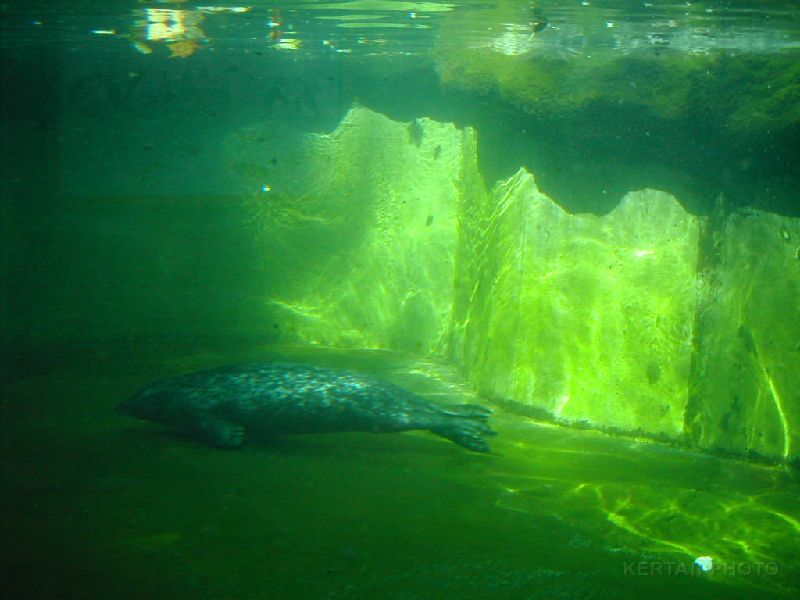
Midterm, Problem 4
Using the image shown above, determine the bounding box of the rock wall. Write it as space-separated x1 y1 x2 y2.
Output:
455 169 799 463
225 105 478 355
453 169 700 439
228 106 799 464
688 210 800 461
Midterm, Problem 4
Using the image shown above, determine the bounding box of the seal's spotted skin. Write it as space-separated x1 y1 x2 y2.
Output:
119 362 496 452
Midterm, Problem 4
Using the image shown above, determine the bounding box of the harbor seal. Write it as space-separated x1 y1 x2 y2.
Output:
118 362 496 452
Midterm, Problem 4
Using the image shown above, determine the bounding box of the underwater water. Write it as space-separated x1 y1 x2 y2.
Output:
2 1 800 599
2 343 799 599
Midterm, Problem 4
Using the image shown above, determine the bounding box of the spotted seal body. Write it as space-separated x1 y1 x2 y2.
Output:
118 362 496 452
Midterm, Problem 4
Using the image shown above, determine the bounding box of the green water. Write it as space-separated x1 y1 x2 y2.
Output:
2 344 797 599
3 2 800 598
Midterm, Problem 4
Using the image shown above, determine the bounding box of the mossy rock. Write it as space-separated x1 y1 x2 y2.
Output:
436 42 710 121
690 53 800 134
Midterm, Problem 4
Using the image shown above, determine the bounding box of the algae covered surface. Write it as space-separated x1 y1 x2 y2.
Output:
1 344 798 599
221 104 799 464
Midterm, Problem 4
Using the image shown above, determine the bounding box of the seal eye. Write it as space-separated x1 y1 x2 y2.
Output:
530 6 549 32
531 17 548 33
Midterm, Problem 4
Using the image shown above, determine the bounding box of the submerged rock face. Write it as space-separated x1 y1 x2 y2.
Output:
225 105 478 355
453 168 799 462
453 169 700 439
228 106 799 463
688 211 800 462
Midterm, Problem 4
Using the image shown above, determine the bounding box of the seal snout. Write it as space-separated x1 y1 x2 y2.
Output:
117 390 150 418
116 397 135 416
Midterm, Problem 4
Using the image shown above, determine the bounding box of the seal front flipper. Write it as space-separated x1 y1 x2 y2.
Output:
187 415 245 448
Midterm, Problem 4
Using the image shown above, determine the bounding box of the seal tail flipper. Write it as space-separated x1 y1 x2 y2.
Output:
438 404 492 418
429 404 496 452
